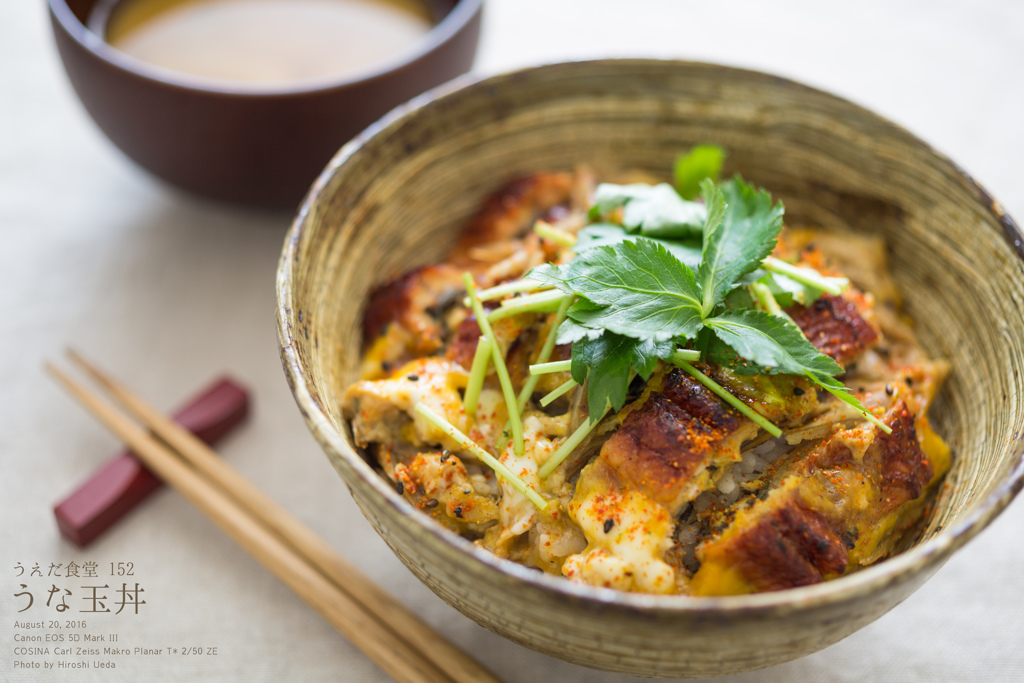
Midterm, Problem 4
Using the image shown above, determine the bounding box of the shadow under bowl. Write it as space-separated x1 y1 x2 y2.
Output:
49 0 482 209
276 59 1024 677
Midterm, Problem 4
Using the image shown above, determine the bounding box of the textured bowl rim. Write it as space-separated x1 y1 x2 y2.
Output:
277 58 1024 616
48 0 483 97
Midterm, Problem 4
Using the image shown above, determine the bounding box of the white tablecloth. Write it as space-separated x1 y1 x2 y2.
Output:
3 1 1022 681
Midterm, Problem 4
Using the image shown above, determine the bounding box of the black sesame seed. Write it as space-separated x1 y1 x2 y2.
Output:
793 387 805 396
440 451 451 463
905 376 914 386
394 480 404 495
407 374 419 381
885 384 894 396
381 361 392 372
603 519 615 533
453 507 464 519
423 498 439 508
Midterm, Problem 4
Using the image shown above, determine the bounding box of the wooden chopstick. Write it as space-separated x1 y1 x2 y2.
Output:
63 350 498 683
48 353 501 683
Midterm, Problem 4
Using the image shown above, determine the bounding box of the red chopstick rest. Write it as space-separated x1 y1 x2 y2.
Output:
54 377 250 547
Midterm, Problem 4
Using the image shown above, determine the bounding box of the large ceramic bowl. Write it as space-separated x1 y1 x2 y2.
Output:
49 0 481 209
276 60 1024 677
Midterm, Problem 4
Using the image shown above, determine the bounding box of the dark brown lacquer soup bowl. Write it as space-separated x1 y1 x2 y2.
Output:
49 0 481 209
276 60 1024 677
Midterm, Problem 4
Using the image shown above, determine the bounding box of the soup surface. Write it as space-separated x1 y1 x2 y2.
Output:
105 0 434 85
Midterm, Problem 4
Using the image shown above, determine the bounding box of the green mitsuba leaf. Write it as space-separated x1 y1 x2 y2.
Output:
555 317 604 345
704 308 843 377
531 240 704 342
590 184 647 217
704 312 883 427
570 334 633 420
700 177 727 238
532 162 865 431
629 337 676 380
565 296 605 324
704 334 766 374
573 223 631 250
723 284 757 311
590 183 706 239
674 145 725 200
574 223 703 269
625 184 706 238
571 333 675 422
697 177 784 317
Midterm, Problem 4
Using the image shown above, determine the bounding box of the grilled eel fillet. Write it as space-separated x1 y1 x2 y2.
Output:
562 368 760 593
359 172 578 379
561 287 894 594
690 389 950 595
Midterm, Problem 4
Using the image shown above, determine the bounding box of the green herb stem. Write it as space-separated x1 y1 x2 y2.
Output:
751 281 783 316
808 373 893 434
464 273 525 456
539 378 578 407
533 220 577 248
763 256 848 297
669 348 701 364
529 360 572 376
671 360 783 438
414 403 547 510
488 290 573 323
515 297 572 414
538 407 610 479
467 278 547 306
462 334 492 417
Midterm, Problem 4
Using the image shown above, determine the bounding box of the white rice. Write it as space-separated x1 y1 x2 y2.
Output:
676 436 793 573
